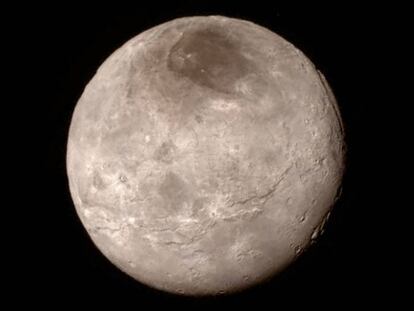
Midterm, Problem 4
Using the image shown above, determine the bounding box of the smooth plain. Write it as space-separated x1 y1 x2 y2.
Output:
66 16 345 296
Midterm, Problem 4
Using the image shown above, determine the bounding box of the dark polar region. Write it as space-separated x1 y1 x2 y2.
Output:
168 27 253 94
66 16 345 296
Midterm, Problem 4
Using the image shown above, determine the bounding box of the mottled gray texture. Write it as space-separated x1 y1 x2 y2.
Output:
66 16 345 296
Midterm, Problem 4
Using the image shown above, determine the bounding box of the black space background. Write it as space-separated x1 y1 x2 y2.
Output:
14 2 400 308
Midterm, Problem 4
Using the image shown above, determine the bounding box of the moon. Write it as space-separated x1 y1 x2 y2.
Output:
66 16 345 296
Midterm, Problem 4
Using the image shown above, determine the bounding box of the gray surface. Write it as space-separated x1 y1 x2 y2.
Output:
66 16 345 295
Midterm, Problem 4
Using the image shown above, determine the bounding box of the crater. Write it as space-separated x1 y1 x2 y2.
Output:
154 140 177 163
92 171 106 190
167 27 252 94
